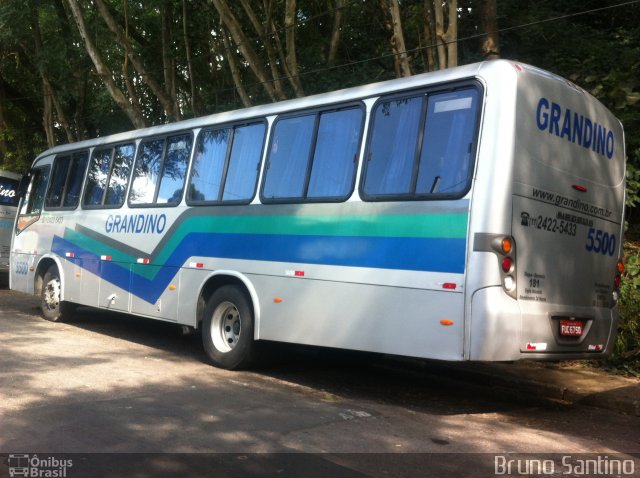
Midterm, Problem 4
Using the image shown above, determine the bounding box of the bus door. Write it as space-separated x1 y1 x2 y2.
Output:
11 165 51 293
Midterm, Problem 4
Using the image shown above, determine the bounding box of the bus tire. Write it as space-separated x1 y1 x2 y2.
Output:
40 265 76 322
202 285 255 370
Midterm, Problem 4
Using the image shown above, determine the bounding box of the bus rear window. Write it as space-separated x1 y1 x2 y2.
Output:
362 87 480 200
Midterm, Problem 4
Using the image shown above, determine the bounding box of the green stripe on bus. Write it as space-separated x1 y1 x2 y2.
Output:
154 213 469 265
64 212 468 280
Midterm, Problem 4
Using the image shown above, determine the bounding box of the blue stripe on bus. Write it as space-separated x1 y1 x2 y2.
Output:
53 232 466 304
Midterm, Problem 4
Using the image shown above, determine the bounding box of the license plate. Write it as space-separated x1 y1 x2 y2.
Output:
560 320 583 337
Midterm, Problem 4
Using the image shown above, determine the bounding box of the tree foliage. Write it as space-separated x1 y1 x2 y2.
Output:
0 0 638 219
0 0 638 206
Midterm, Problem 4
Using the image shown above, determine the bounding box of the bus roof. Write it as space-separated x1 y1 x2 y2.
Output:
34 61 491 160
33 60 618 161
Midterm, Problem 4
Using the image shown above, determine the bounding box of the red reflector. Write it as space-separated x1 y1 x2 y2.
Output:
442 283 456 290
572 184 587 192
614 275 621 288
294 271 305 277
501 257 512 273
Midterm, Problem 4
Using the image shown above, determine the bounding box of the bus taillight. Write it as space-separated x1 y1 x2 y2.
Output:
501 238 513 255
611 259 624 304
496 236 516 296
614 259 624 289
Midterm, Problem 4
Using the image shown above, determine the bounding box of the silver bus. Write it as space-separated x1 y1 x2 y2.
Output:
0 169 21 275
10 60 626 369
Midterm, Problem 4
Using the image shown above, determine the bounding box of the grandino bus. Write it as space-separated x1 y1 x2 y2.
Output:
10 60 626 369
0 169 21 275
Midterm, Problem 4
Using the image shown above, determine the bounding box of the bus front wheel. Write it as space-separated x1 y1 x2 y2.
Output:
202 285 255 370
40 265 76 322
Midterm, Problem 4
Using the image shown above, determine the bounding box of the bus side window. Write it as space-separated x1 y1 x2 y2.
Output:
307 108 363 199
188 122 265 204
0 176 20 207
262 114 315 200
63 151 89 208
157 134 192 205
363 97 423 197
188 128 230 202
221 123 265 201
362 87 479 200
45 152 89 210
84 148 113 207
130 139 164 205
21 167 50 216
105 144 135 206
84 143 135 208
262 106 363 202
130 134 192 206
45 155 71 208
416 90 478 195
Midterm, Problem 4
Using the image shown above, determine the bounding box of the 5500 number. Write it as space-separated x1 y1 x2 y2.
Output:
585 228 616 256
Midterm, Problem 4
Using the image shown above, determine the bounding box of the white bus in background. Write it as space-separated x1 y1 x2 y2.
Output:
0 169 21 276
10 60 626 369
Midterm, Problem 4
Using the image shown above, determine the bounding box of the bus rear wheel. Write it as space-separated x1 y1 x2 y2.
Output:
40 265 76 322
202 285 255 370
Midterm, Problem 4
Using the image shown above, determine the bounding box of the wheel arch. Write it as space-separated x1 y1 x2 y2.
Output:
34 255 65 298
196 271 261 338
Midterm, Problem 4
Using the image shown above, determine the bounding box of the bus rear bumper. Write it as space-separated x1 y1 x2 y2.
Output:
469 287 617 361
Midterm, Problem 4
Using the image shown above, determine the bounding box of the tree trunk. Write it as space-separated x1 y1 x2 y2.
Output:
220 25 252 108
94 0 181 120
0 81 7 160
327 0 344 64
446 0 458 67
433 0 458 69
65 0 146 128
480 0 500 60
239 0 287 100
42 79 56 148
210 0 285 102
381 0 412 77
32 7 74 144
284 0 305 96
422 0 436 71
161 0 180 115
183 0 198 115
121 0 144 124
